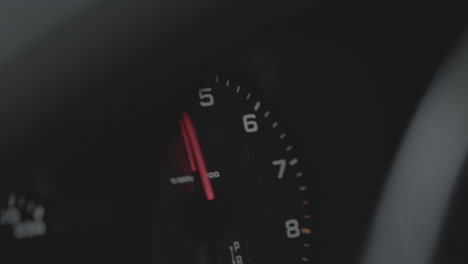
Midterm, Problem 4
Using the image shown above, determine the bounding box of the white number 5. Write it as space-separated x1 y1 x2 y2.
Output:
199 88 214 107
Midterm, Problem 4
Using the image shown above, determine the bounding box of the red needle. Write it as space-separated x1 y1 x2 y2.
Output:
179 119 197 172
180 112 216 200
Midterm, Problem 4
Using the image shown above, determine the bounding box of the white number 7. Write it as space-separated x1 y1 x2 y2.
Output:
272 159 286 179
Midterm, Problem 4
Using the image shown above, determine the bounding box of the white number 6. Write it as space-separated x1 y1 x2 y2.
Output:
243 114 258 133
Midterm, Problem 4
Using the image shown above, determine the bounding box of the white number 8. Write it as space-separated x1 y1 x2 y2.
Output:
285 219 301 238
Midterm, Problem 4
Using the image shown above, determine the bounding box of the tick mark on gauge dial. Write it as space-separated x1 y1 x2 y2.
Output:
254 102 261 111
301 228 312 235
289 158 298 166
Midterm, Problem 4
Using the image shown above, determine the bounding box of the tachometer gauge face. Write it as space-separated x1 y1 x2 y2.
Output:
154 76 312 264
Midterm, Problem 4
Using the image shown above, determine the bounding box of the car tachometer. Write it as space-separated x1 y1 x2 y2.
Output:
154 75 312 264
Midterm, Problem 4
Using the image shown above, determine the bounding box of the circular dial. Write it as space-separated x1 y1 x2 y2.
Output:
154 76 312 264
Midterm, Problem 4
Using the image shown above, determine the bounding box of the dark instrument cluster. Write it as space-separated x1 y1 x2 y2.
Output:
0 1 467 264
